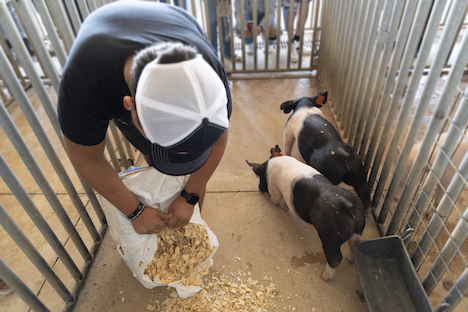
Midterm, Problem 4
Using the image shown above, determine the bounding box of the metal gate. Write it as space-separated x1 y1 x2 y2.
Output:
1 0 468 311
320 0 468 310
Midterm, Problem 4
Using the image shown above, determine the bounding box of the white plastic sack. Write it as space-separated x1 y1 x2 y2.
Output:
99 166 219 298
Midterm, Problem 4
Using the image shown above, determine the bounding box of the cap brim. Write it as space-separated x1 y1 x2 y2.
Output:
148 141 211 176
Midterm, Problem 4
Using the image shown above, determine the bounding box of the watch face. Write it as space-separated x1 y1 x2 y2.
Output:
182 189 199 205
187 194 200 205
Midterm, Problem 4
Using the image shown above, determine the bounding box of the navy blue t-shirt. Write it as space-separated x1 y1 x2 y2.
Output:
58 0 232 146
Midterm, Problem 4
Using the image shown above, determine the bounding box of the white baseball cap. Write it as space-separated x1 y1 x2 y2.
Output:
135 54 229 176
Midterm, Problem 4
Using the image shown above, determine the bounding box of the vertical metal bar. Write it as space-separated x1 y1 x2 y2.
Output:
286 0 294 68
252 0 258 70
366 0 434 191
333 0 354 119
344 0 383 140
44 0 76 51
264 0 270 69
274 0 281 69
439 267 468 312
76 0 91 20
379 0 467 230
324 0 340 104
106 132 122 172
296 0 308 68
310 0 320 69
354 0 405 153
0 204 75 303
86 0 98 12
30 0 68 67
109 121 129 170
240 0 247 69
410 151 468 267
0 98 92 261
423 200 468 295
0 2 61 136
0 155 83 282
0 258 50 312
13 0 62 92
62 0 82 34
0 46 101 242
123 137 135 166
372 0 449 213
362 0 418 169
339 0 370 129
407 86 468 232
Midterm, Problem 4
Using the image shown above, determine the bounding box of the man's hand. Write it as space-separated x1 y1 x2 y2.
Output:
131 207 172 234
166 196 195 228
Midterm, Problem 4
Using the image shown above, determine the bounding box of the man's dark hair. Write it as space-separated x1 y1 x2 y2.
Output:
129 42 198 97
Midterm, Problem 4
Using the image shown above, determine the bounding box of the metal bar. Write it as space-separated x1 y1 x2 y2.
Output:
0 98 92 261
62 0 82 34
354 0 406 154
310 0 320 69
339 0 370 129
0 258 50 312
380 0 468 232
0 154 83 282
252 0 258 70
264 0 270 69
344 0 383 140
0 203 75 303
423 195 468 295
372 0 449 215
30 0 68 67
333 0 354 119
105 132 122 172
13 0 62 92
0 46 101 242
439 267 468 312
76 0 91 20
109 121 129 170
274 0 281 69
0 2 62 137
410 139 468 267
44 0 75 51
362 0 419 170
407 86 468 233
366 0 435 193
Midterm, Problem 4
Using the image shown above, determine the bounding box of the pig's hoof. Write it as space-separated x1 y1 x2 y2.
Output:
346 253 355 263
320 272 333 281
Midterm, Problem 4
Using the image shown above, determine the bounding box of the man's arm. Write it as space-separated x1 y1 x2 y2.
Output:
63 135 172 234
166 128 229 227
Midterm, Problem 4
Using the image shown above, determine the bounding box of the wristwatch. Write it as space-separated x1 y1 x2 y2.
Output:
181 189 200 205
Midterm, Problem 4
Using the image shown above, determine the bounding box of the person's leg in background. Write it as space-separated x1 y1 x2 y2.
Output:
282 0 312 62
208 0 240 60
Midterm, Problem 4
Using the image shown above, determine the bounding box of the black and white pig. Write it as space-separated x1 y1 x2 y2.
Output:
280 92 372 211
246 149 365 280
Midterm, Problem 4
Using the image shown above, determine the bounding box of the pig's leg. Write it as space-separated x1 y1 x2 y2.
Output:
320 243 342 281
268 184 284 205
346 233 362 263
283 126 295 156
321 263 337 281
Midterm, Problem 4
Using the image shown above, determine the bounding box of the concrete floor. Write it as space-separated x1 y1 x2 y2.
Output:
72 77 380 311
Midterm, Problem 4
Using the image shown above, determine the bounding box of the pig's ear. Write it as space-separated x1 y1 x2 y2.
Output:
270 145 282 158
246 160 261 175
280 99 299 114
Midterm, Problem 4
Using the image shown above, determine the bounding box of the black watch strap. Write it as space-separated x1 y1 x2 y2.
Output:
127 202 146 221
181 189 200 205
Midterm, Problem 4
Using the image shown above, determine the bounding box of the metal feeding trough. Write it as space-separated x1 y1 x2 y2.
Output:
353 229 436 312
